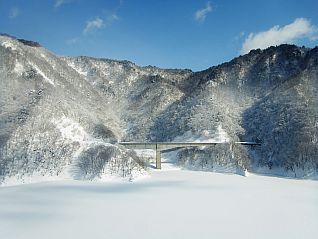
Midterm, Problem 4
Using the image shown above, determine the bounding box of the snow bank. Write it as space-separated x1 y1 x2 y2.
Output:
0 171 317 239
52 117 147 182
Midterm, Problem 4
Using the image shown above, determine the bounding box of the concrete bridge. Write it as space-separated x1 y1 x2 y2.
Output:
119 141 261 169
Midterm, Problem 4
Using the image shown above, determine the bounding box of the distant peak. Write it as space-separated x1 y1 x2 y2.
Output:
0 33 41 47
16 39 41 47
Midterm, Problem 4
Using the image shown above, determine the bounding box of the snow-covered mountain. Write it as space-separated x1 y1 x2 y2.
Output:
0 34 317 184
0 34 146 184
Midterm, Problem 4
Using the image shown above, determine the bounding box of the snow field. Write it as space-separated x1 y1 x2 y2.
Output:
0 169 317 239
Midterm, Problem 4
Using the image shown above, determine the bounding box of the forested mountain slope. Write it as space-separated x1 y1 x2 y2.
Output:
0 34 317 184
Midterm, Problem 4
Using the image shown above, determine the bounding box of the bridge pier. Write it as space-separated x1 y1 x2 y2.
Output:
155 144 161 169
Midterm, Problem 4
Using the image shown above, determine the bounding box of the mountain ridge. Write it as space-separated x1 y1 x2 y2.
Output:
0 34 317 185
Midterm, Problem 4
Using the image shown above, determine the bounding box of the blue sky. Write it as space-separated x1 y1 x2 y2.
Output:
1 0 318 71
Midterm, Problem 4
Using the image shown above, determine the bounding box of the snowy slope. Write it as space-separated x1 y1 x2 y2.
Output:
1 34 318 184
0 34 146 185
0 170 317 239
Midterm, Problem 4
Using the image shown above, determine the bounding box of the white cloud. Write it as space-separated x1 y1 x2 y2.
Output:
107 13 119 22
54 0 72 8
54 0 64 8
83 17 105 34
240 18 318 54
80 1 121 36
234 31 245 41
9 7 19 19
195 2 212 22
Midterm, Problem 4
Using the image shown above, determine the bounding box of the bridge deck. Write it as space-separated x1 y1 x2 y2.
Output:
120 141 260 147
119 141 260 169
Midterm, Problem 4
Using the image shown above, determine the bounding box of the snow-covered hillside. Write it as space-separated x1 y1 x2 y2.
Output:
0 34 146 184
0 33 318 184
1 168 317 239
